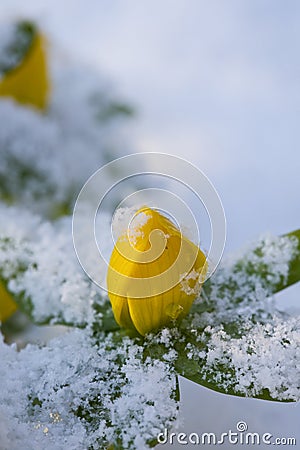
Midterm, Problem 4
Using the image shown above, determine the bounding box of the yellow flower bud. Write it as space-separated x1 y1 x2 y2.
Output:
0 21 49 110
0 280 17 322
107 207 207 336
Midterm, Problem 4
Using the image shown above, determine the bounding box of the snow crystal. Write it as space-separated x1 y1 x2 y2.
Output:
150 328 178 348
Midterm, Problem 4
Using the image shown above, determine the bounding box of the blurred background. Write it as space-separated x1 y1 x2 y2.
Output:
1 1 299 448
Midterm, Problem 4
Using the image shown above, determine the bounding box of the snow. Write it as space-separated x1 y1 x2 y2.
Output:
199 316 300 401
0 328 178 450
112 206 174 248
180 269 203 296
111 207 136 240
0 204 101 326
200 233 298 325
127 209 150 245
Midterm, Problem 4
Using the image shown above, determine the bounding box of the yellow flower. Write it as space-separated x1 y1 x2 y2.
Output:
0 21 49 110
0 280 17 322
107 207 207 336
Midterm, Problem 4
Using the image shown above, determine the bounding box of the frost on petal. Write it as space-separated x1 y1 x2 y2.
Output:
180 269 203 296
111 206 151 245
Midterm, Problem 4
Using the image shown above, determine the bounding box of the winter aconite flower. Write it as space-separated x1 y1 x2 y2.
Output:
107 207 207 335
0 21 49 109
0 280 17 322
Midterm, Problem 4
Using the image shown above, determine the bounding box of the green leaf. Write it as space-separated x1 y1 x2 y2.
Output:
275 229 300 292
143 315 299 404
92 298 120 333
97 102 134 121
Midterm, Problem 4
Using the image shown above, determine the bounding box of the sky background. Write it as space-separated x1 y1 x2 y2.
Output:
1 1 299 448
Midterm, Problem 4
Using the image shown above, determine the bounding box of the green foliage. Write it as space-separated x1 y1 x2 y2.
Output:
96 102 134 121
276 229 300 292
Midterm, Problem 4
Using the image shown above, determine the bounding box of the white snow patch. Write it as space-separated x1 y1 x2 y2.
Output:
112 206 151 245
0 328 178 450
0 204 106 326
202 316 300 401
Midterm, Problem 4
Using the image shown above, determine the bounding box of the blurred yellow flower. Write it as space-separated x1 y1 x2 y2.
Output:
0 21 49 110
0 280 17 322
107 207 207 336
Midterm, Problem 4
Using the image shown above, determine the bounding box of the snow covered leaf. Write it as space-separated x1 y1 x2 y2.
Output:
275 229 300 292
0 204 105 327
143 312 300 403
141 231 300 402
199 230 300 324
143 315 300 403
0 328 179 450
